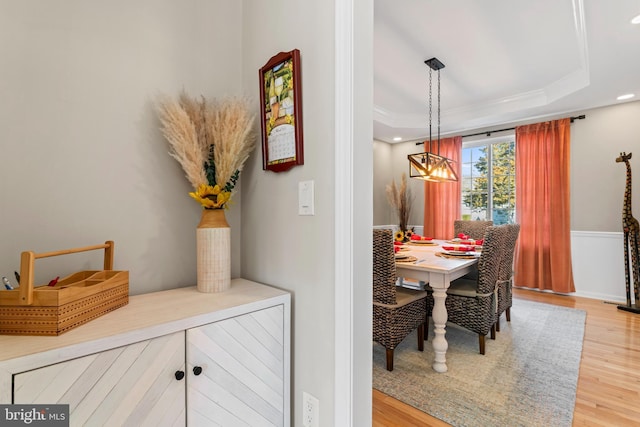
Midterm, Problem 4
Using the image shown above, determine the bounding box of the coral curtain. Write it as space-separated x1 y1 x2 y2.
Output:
423 136 462 239
514 118 575 293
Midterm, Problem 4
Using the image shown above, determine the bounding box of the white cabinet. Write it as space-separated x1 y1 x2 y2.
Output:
14 332 186 426
0 279 290 427
186 305 285 426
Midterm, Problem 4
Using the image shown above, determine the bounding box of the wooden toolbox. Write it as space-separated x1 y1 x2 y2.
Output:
0 241 129 336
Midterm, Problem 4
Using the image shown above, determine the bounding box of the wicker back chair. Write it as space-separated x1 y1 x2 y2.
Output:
428 225 508 354
453 220 494 240
495 224 521 331
373 229 427 371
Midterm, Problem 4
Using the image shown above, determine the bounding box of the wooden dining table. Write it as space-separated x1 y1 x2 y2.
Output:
395 240 479 373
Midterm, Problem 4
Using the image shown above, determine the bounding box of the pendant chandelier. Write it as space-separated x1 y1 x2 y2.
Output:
408 57 458 182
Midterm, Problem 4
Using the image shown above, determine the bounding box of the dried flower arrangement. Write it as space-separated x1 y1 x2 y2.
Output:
156 92 256 209
385 173 414 241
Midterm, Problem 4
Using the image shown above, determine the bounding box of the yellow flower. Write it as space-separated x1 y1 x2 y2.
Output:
189 184 231 209
394 230 404 242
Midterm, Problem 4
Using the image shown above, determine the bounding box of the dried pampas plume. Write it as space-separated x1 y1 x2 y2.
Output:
156 91 256 204
386 173 413 233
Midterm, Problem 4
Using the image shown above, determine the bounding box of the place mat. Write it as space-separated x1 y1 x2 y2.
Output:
397 246 411 252
407 241 437 246
436 252 477 260
395 255 418 263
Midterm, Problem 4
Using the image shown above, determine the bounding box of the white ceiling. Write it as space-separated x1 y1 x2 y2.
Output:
374 0 640 143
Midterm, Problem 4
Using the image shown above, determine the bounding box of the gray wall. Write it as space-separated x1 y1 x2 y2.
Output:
240 3 338 423
1 1 374 425
241 1 373 425
373 140 393 224
0 0 244 292
570 101 640 231
374 100 640 233
373 139 425 227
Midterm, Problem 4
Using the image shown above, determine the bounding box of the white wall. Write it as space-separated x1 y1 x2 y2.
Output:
570 231 626 302
0 0 244 294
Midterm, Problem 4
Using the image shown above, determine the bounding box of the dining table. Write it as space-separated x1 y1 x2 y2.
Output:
395 239 480 373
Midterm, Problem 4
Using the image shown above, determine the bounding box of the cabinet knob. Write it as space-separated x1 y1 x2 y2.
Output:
174 370 185 381
193 366 203 376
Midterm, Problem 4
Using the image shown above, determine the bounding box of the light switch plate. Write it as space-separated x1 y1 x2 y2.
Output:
298 180 315 215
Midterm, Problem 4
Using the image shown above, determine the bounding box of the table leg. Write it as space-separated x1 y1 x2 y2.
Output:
431 287 449 373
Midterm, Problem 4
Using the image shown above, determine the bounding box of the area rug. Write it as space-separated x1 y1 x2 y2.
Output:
373 298 586 427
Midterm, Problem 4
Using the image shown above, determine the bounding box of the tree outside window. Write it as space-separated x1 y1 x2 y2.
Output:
461 139 515 225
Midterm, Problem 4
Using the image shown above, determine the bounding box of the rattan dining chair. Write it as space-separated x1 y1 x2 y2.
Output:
453 220 493 282
373 229 427 371
453 220 493 240
495 224 521 332
426 224 508 354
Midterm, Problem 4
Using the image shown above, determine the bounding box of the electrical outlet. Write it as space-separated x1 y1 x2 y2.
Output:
302 391 319 427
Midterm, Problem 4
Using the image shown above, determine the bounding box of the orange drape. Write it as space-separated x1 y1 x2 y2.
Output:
423 136 462 239
514 118 575 293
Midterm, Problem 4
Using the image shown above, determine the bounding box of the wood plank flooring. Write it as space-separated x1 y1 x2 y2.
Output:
373 288 640 426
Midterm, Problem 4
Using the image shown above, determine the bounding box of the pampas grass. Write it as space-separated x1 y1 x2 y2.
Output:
156 91 256 206
386 173 413 233
209 97 255 191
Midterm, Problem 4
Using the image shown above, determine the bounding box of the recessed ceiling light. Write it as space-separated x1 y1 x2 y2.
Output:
617 93 635 100
631 14 640 24
393 137 402 142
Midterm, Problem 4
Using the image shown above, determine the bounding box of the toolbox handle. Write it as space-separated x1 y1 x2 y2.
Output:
18 241 114 305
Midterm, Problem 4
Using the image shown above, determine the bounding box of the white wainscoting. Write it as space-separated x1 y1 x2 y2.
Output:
570 231 627 303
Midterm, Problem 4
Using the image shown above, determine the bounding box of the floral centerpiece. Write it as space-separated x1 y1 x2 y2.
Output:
386 173 414 242
156 92 256 209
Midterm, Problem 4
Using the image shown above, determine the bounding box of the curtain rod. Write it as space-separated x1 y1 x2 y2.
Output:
415 114 586 145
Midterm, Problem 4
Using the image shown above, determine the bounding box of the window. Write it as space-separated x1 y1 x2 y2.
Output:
461 137 516 225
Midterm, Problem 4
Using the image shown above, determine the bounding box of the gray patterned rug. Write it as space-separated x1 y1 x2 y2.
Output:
373 298 586 427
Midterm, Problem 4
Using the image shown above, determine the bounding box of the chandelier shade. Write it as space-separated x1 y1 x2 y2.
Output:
408 57 458 182
408 151 458 182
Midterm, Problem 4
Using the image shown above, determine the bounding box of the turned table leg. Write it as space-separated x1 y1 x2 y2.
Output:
430 286 449 373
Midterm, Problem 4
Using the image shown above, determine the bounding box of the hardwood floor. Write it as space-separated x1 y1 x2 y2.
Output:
372 288 640 426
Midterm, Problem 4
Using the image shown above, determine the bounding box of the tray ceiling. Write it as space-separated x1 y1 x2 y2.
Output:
374 0 640 142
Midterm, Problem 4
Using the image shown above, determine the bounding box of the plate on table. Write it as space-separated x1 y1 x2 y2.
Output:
395 253 411 260
408 240 437 245
442 250 480 257
444 242 483 250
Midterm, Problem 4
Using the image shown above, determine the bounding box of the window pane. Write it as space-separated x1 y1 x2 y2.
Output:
461 139 516 224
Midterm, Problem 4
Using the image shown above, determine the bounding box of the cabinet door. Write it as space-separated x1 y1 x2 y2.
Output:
186 305 285 427
14 331 186 427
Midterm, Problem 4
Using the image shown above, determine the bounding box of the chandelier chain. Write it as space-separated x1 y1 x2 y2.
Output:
428 67 432 151
437 68 441 154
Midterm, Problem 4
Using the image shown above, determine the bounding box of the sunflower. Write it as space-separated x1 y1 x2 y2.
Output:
189 184 231 209
394 230 405 242
404 229 413 239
